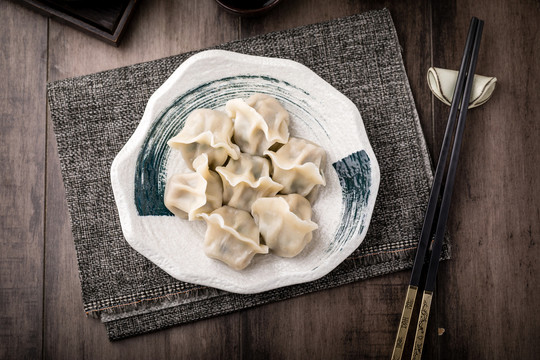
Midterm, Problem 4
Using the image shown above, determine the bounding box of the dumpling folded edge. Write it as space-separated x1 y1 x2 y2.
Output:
251 195 318 258
164 154 223 220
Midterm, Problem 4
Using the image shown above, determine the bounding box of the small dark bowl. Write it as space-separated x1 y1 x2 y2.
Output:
215 0 281 17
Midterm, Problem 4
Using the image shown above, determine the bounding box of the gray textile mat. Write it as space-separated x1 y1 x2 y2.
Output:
47 8 449 341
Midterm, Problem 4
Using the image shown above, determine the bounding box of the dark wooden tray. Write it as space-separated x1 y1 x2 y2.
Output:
16 0 138 46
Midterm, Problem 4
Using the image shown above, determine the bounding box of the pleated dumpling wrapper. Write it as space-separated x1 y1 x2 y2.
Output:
226 93 290 155
200 206 269 270
216 153 283 212
251 194 318 258
167 109 240 170
164 154 223 220
265 137 326 199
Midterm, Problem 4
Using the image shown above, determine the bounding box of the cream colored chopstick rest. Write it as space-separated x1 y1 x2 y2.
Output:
427 67 497 108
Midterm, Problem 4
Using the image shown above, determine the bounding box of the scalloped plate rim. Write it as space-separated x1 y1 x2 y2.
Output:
110 49 380 294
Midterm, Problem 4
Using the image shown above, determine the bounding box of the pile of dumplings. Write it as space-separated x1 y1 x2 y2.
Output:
164 94 326 270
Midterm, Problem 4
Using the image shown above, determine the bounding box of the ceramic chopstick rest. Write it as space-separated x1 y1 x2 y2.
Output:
427 67 497 109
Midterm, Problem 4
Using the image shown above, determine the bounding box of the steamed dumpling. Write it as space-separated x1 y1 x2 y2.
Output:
164 94 328 270
264 137 326 198
167 109 240 169
251 194 318 257
164 154 222 220
216 153 283 212
226 93 289 155
200 206 268 270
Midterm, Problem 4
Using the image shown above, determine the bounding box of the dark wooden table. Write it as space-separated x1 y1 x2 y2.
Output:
2 0 539 358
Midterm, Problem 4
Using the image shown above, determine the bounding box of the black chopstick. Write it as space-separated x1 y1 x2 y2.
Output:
391 18 479 359
391 17 484 360
422 20 484 295
410 19 484 359
409 17 479 290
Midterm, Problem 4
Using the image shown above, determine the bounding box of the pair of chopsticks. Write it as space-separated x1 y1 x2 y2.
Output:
391 17 484 360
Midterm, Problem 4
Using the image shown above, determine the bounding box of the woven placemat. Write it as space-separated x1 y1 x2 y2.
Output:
47 8 449 340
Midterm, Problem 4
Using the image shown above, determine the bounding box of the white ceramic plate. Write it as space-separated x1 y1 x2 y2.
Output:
111 50 380 294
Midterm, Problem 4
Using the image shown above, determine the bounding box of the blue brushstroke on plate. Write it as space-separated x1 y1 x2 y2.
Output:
330 150 372 252
135 75 323 216
133 75 372 257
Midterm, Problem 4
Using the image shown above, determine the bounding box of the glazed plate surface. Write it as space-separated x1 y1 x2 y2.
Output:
111 50 380 294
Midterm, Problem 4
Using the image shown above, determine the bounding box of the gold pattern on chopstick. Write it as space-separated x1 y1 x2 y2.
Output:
391 285 418 360
411 291 433 360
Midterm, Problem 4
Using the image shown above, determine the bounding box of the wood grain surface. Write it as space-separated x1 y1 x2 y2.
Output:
432 1 540 358
1 0 539 359
0 2 47 359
